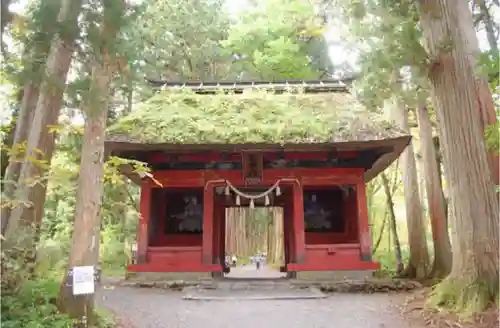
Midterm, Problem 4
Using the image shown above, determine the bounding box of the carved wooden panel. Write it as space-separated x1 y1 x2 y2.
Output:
242 152 263 184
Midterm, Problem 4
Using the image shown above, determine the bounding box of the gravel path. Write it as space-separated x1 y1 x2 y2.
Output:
97 286 417 328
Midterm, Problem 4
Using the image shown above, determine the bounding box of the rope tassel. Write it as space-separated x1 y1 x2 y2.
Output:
236 195 240 206
264 195 270 206
249 199 255 209
225 185 230 196
275 185 281 196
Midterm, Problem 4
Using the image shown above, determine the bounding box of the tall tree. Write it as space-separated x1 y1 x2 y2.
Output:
1 0 60 234
224 0 331 80
58 0 126 321
132 0 232 81
457 0 499 185
387 95 430 279
474 0 499 56
5 0 83 255
416 104 452 278
418 0 499 312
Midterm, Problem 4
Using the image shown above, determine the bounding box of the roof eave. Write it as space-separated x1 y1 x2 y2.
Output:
362 135 411 183
106 135 411 185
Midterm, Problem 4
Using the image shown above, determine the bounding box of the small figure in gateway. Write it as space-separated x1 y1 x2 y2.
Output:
254 253 263 270
231 254 237 267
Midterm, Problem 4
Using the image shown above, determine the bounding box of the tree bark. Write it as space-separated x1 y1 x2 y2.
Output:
5 0 83 250
58 2 120 319
457 0 499 185
418 0 499 312
388 97 430 279
1 0 59 234
1 84 38 234
416 105 452 279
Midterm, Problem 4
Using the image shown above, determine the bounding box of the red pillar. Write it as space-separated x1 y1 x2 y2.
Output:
356 182 372 261
156 188 167 246
292 182 306 264
283 196 292 265
137 183 152 263
202 184 215 265
213 197 224 265
344 189 359 241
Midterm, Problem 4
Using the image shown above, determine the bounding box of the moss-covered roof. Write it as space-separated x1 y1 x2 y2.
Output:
107 90 406 145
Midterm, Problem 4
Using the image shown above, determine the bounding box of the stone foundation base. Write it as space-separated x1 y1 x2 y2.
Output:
295 270 374 282
125 271 213 283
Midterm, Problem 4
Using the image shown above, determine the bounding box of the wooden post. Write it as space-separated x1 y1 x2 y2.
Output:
156 188 167 245
292 182 306 264
213 197 224 265
356 182 372 261
202 184 215 265
137 183 152 263
344 188 358 241
283 200 291 266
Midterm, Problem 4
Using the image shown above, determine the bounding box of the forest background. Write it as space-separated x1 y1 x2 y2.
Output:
0 0 498 327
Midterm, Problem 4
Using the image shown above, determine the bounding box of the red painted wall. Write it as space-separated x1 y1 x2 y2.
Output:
132 166 375 273
146 246 203 268
151 234 202 247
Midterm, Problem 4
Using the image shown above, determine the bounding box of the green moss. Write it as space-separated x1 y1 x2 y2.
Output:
427 275 499 316
108 90 405 144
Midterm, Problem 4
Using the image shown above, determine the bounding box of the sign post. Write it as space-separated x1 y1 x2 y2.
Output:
71 266 95 328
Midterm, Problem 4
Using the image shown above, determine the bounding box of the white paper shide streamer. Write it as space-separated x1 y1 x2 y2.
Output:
224 179 283 208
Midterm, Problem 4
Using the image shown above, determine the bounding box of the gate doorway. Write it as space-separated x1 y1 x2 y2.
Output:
224 207 286 279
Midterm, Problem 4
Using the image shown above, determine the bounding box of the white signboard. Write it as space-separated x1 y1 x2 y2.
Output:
72 266 95 295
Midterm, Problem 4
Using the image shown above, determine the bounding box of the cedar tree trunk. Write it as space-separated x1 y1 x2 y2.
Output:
416 105 452 278
389 97 430 279
5 0 83 251
418 0 499 313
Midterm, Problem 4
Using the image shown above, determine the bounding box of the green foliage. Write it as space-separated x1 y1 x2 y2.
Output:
338 0 428 104
479 51 500 89
1 247 116 328
129 0 232 81
374 246 409 277
223 0 331 79
484 122 499 153
108 90 404 144
1 278 73 328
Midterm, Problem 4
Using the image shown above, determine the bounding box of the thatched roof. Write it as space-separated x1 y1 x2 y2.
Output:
107 89 406 145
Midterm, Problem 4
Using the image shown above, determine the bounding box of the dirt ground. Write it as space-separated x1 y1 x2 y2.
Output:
100 267 498 328
401 289 499 328
98 286 418 328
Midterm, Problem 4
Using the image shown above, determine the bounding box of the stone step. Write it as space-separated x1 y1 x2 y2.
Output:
199 278 305 292
183 283 327 301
